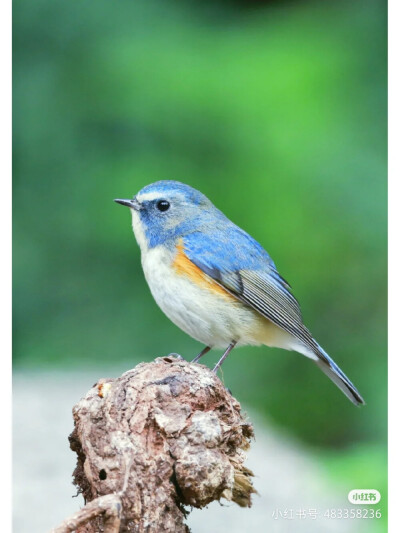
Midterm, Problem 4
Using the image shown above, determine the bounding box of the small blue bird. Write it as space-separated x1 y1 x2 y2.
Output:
115 181 364 405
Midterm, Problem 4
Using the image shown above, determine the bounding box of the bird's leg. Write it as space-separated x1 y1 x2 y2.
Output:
212 341 237 373
191 346 211 363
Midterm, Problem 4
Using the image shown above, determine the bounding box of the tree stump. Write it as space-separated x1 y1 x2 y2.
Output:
52 356 255 533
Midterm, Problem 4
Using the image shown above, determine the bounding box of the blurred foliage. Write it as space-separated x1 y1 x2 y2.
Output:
13 0 386 465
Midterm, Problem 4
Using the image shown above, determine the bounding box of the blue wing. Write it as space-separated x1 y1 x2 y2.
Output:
183 228 365 406
183 227 320 355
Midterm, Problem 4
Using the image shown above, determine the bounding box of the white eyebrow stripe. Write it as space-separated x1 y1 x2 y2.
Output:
137 192 163 202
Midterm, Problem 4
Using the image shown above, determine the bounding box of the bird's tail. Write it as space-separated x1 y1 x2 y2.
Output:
314 344 365 406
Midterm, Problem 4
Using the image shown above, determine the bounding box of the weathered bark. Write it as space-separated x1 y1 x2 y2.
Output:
52 356 255 533
51 494 122 533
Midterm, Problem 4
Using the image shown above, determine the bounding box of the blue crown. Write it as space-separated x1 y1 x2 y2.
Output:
138 180 209 206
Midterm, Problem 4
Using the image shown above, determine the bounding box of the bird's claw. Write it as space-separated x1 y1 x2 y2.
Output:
167 352 184 360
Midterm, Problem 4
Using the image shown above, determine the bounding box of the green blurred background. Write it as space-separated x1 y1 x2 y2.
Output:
13 0 387 527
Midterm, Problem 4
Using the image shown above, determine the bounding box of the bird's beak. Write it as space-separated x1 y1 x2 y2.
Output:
114 197 142 210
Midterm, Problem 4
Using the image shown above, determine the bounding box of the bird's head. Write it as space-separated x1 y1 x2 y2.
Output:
115 180 216 250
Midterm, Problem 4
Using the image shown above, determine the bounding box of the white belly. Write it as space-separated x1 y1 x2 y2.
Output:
141 245 296 350
141 246 263 347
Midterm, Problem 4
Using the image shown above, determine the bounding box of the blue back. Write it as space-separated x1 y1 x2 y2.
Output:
136 181 276 274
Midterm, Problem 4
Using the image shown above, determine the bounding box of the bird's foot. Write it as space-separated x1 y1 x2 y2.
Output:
167 352 184 360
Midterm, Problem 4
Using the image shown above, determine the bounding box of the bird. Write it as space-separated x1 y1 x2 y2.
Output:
115 180 364 406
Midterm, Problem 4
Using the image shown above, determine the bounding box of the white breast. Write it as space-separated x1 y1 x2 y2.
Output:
141 245 261 347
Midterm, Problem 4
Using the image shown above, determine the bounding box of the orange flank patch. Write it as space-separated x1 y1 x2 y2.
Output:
173 240 235 301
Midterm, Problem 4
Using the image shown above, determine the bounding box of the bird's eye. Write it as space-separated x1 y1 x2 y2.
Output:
156 200 170 212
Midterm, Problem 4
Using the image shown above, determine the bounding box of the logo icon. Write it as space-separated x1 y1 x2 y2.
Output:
348 489 381 504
